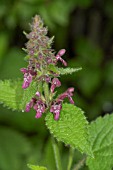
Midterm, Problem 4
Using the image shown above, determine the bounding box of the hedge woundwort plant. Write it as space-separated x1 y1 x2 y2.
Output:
0 15 113 170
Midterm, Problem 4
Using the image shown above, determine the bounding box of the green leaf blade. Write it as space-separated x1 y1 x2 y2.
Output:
87 114 113 170
45 103 91 155
21 81 38 110
58 67 82 75
0 80 23 111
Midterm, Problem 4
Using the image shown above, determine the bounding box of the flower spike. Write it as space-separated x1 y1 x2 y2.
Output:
21 15 75 120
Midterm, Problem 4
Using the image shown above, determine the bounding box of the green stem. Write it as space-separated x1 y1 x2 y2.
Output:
43 82 49 105
51 137 63 170
72 156 86 170
67 147 74 170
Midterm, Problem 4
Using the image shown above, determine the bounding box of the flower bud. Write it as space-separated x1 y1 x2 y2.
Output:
57 49 66 56
51 78 61 93
56 49 67 66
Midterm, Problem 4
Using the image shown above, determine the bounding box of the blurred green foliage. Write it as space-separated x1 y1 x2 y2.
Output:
0 0 113 169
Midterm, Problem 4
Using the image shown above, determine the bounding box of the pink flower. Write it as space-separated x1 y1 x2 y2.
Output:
22 73 32 89
50 78 61 93
25 91 46 119
57 87 74 104
35 91 41 97
33 100 46 118
50 87 74 120
20 68 27 73
50 102 62 120
25 98 36 112
56 49 67 66
20 67 36 89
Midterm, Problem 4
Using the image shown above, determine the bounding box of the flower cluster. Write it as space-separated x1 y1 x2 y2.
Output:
21 15 74 120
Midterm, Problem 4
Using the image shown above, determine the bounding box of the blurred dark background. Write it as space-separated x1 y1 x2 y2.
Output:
0 0 113 170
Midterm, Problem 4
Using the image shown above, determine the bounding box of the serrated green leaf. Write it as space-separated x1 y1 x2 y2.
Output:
0 79 23 111
86 114 113 170
0 80 38 111
45 103 91 155
0 127 31 170
28 164 47 170
21 81 38 110
58 67 82 75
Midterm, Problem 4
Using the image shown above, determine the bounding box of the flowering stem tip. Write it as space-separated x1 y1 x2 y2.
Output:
21 15 75 120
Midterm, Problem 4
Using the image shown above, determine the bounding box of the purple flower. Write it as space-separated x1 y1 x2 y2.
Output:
36 63 40 69
50 87 74 120
50 102 62 120
57 87 74 104
46 57 53 64
38 53 43 60
22 73 32 89
56 49 67 66
25 93 46 119
45 75 51 83
50 78 61 93
20 68 27 74
20 67 36 89
33 100 46 118
35 91 41 97
25 98 36 112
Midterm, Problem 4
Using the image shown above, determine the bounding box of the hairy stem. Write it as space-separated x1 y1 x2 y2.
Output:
51 137 63 170
67 147 74 170
43 82 49 106
72 156 86 170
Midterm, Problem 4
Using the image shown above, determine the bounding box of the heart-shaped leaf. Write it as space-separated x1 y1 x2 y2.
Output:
45 103 92 155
